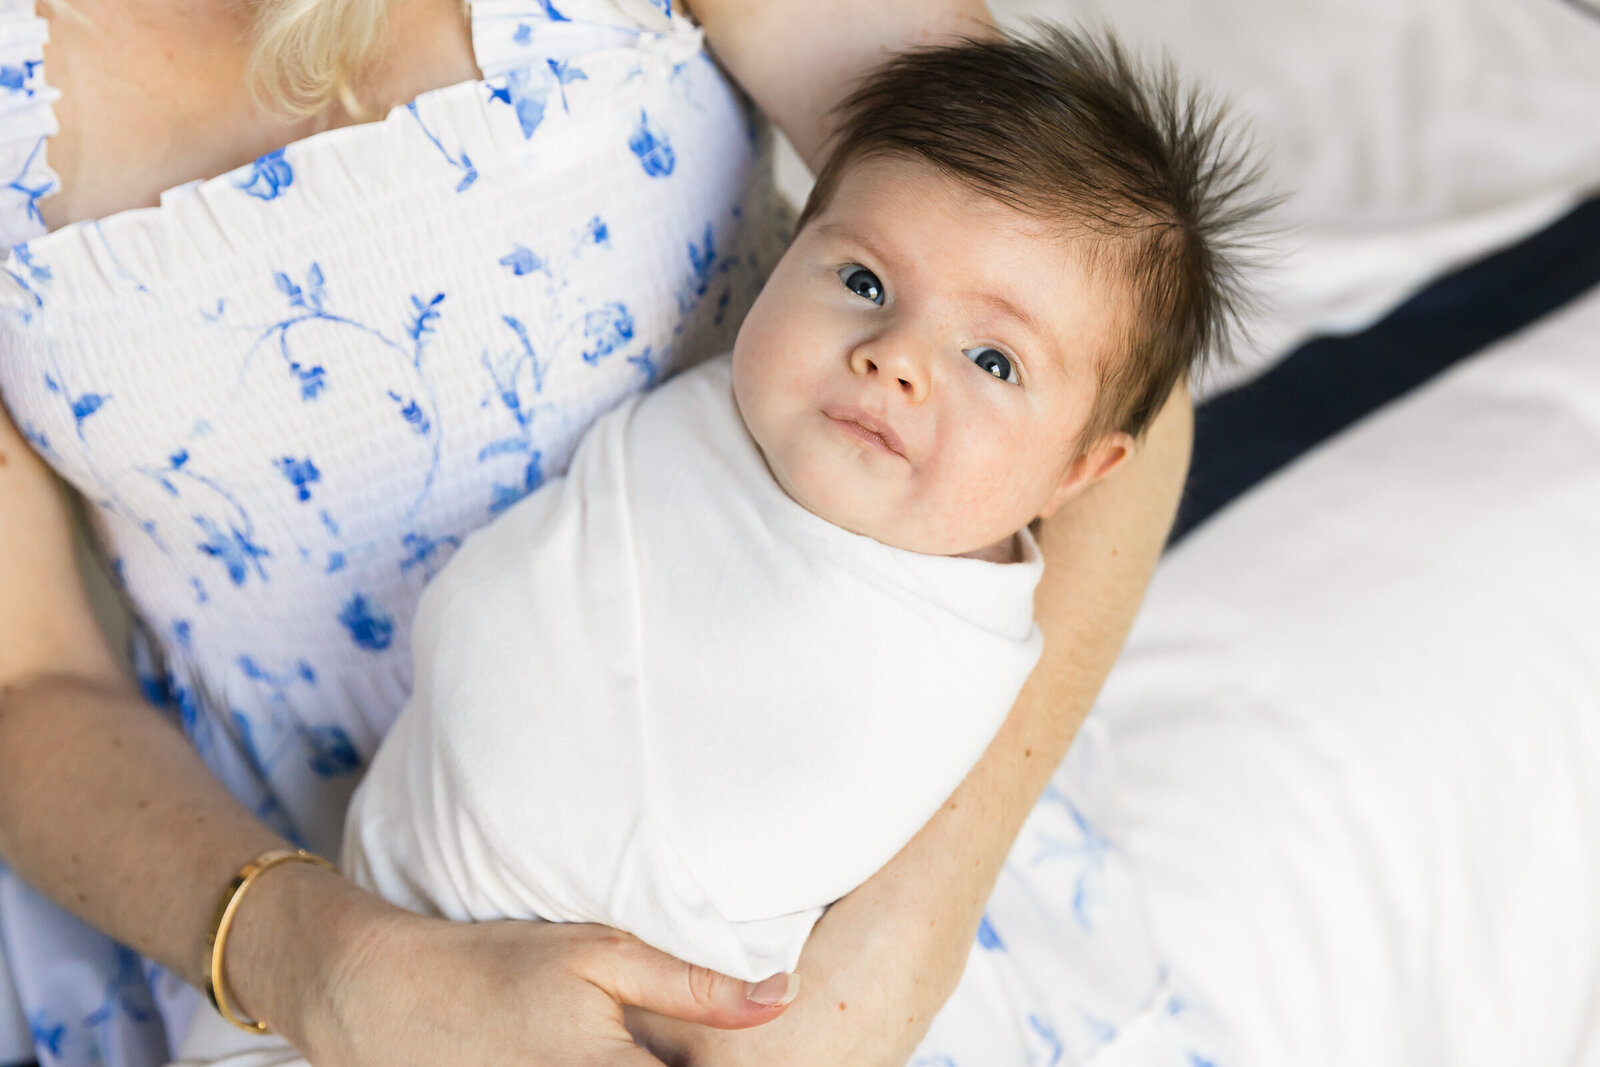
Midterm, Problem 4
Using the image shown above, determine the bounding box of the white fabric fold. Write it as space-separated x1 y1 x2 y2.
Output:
345 354 1044 981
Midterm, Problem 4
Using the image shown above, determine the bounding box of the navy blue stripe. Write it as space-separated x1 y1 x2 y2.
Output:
1173 190 1600 545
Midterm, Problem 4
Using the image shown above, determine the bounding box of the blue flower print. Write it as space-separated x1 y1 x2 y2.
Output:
339 593 394 651
536 0 570 21
587 216 610 246
169 675 214 761
7 136 55 229
45 371 109 436
12 242 50 284
407 102 479 189
629 109 676 177
1028 1014 1066 1066
479 316 550 515
28 1011 65 1059
137 666 170 708
547 58 588 112
306 724 361 776
1189 1055 1220 1067
389 391 432 434
487 66 551 140
276 455 322 502
1030 783 1113 931
513 22 534 45
275 262 327 313
0 63 30 93
82 946 158 1038
489 455 543 515
627 346 661 386
500 245 545 276
195 515 271 586
292 362 327 400
687 223 715 298
407 292 446 342
582 302 634 364
71 391 108 425
234 148 294 200
976 913 1005 951
400 530 461 578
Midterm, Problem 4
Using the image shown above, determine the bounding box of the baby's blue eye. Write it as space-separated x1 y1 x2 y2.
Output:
966 347 1017 383
838 265 884 305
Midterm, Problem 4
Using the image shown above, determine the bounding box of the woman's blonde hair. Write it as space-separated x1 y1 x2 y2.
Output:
248 0 401 116
44 0 426 116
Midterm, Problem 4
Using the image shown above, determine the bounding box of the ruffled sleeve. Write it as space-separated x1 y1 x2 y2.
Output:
0 1 57 248
469 0 686 79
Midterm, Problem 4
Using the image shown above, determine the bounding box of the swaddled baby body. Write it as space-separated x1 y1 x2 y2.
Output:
345 352 1047 980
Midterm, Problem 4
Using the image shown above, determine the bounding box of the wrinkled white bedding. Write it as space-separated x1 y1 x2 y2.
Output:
1098 279 1600 1065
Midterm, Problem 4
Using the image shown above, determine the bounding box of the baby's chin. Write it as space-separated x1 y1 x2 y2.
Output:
780 469 1023 559
755 440 1031 559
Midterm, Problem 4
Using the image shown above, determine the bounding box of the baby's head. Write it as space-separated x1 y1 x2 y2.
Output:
732 26 1262 560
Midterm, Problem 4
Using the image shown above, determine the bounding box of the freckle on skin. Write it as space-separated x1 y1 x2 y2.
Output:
0 450 8 466
837 1001 847 1011
1024 747 1032 758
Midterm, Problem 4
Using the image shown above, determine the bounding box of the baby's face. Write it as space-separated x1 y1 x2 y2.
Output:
733 157 1132 559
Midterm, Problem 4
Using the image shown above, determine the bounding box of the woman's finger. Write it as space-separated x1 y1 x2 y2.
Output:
586 936 799 1030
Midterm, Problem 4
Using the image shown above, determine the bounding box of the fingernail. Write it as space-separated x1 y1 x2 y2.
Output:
747 972 799 1007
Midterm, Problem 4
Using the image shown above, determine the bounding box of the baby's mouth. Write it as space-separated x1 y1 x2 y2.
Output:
822 406 906 458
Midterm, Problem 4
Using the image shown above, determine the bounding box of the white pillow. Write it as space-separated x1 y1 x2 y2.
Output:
1093 265 1600 1066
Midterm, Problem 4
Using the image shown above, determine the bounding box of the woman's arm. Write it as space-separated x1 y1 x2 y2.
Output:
0 403 788 1067
681 0 998 170
632 382 1194 1065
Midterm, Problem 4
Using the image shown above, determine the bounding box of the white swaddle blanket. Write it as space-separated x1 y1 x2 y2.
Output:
343 354 1044 981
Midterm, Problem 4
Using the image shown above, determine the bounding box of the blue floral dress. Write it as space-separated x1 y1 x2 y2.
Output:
0 1 785 1062
0 2 1224 1065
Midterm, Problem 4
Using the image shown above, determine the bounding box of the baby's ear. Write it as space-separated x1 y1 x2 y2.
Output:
1038 431 1135 519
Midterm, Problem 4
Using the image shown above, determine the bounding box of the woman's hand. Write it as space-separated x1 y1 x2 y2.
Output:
233 865 794 1067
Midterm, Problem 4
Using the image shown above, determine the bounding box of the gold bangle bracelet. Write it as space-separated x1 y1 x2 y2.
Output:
204 847 338 1034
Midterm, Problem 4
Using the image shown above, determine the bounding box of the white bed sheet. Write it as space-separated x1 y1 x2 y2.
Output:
1094 277 1600 1065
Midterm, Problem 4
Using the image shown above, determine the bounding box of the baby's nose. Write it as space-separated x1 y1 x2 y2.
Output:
849 339 928 402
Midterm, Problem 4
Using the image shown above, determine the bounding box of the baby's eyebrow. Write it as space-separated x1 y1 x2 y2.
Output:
815 222 888 261
972 290 1045 345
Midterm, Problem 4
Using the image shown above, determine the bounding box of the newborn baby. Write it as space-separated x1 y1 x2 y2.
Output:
342 26 1257 984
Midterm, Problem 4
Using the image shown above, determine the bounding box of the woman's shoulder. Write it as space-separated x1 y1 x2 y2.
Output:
31 0 480 236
